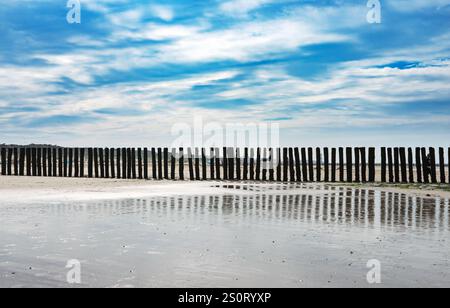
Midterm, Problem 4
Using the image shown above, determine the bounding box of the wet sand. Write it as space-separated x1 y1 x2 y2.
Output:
0 177 449 288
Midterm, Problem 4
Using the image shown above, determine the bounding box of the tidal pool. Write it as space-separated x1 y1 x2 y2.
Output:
0 184 449 288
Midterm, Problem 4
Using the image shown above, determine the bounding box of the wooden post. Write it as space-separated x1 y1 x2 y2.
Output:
63 148 68 177
164 148 169 180
110 148 115 179
105 148 110 178
188 148 194 181
361 148 367 182
282 148 288 182
144 148 148 180
394 148 400 183
99 148 104 178
380 147 386 183
157 148 162 180
346 147 352 183
202 148 207 180
223 147 228 180
262 148 267 181
408 148 414 183
132 148 137 179
448 148 450 185
19 148 25 176
80 148 85 178
32 148 37 176
116 148 121 179
256 148 261 181
308 148 314 182
439 148 445 184
323 148 329 182
399 147 407 183
171 149 176 180
415 148 422 183
74 148 79 177
288 148 295 182
368 147 376 182
88 148 93 178
151 148 157 180
68 148 73 178
355 147 360 183
276 148 282 182
52 148 57 177
138 148 142 179
0 147 5 175
94 148 100 178
236 148 241 181
249 148 255 181
421 147 429 183
331 148 336 182
46 147 52 177
195 148 200 180
6 148 12 176
38 148 43 176
126 148 132 179
26 148 32 176
179 148 185 181
268 148 274 182
294 148 301 182
387 148 393 183
301 148 307 182
14 148 18 176
215 148 221 180
243 148 248 181
429 147 437 184
229 148 235 180
316 148 321 182
58 148 63 177
338 147 344 182
211 148 216 180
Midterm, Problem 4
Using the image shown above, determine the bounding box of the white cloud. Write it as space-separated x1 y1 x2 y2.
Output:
149 5 174 22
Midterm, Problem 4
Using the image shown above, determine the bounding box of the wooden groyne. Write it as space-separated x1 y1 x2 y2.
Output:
0 147 449 184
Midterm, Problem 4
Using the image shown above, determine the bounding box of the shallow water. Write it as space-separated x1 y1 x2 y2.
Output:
0 184 449 288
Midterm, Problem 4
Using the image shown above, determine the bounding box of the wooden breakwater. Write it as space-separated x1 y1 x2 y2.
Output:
0 146 449 184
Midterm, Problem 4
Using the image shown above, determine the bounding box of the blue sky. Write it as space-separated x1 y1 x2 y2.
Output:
1 0 450 147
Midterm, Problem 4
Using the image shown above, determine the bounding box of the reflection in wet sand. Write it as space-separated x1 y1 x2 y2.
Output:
0 184 449 288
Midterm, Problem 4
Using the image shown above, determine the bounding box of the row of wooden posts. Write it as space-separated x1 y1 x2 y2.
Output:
0 147 449 184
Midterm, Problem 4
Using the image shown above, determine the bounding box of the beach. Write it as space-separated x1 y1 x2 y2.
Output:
0 176 449 288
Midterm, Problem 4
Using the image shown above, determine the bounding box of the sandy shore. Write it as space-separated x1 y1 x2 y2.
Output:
1 176 450 203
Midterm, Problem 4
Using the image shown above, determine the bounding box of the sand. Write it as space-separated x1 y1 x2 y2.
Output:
1 176 449 288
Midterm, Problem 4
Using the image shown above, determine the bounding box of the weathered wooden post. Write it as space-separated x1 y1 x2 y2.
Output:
14 148 19 176
94 148 100 178
52 148 57 177
47 147 52 177
202 148 207 180
137 148 142 179
151 148 157 180
262 148 267 181
415 148 422 183
144 148 148 180
249 148 255 181
243 148 248 181
32 148 37 176
429 147 437 184
421 147 429 183
331 148 336 182
228 148 235 181
88 148 93 178
408 148 414 183
399 148 407 183
211 148 216 180
63 148 68 177
131 148 137 179
380 147 386 183
316 148 321 182
179 148 185 181
0 147 5 175
7 148 12 176
361 148 367 183
195 148 200 180
269 148 275 182
58 148 63 177
294 148 301 182
104 148 110 178
171 149 176 180
354 147 360 182
110 148 115 179
338 147 344 182
256 148 261 181
276 148 282 182
439 148 445 184
346 147 352 183
115 148 121 179
308 148 314 182
26 148 32 176
157 148 162 180
74 148 79 177
368 147 376 182
223 147 228 180
164 148 169 180
215 148 221 180
99 148 105 178
68 148 73 178
323 148 329 182
188 148 194 181
387 148 393 183
19 148 25 176
236 148 241 181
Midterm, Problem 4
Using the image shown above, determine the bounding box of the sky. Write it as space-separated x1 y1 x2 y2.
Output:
0 0 450 147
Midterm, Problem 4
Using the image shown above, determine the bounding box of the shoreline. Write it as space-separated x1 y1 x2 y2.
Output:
0 176 449 203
